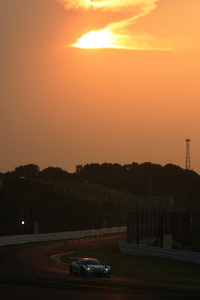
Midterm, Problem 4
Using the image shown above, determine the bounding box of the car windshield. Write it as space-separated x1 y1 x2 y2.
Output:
81 259 101 266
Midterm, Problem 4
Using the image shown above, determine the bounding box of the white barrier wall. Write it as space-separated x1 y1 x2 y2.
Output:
120 240 200 264
0 226 127 246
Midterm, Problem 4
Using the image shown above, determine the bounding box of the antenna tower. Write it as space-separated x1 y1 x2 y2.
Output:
185 139 191 170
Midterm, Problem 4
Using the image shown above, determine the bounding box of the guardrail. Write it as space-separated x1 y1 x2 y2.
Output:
0 226 126 246
119 240 200 264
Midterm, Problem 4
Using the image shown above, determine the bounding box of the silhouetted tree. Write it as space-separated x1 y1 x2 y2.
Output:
39 167 70 181
76 165 83 174
15 164 40 179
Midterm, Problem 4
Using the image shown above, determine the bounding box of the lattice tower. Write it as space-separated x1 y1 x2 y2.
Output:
185 139 191 170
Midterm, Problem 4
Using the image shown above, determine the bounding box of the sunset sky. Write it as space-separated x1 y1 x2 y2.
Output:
1 0 200 174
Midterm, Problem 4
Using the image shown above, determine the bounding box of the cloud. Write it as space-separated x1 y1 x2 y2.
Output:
57 0 159 12
56 0 175 50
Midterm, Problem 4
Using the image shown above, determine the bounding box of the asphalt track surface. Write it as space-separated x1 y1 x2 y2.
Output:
0 234 200 299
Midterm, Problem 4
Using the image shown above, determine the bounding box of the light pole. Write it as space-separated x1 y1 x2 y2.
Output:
146 172 152 210
137 169 152 210
68 199 71 230
30 198 33 233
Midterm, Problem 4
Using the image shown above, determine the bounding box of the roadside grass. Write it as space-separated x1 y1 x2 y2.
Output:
180 234 200 253
61 244 200 285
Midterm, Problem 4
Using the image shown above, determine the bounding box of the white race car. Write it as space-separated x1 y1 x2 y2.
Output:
69 258 111 277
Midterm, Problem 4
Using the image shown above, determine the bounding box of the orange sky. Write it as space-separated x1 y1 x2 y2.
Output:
0 0 200 174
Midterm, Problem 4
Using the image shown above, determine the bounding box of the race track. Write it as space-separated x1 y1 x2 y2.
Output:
0 235 125 278
1 234 200 299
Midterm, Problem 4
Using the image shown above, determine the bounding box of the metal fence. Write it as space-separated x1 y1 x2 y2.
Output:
1 210 200 237
127 210 170 245
127 211 200 245
0 210 127 236
170 211 200 238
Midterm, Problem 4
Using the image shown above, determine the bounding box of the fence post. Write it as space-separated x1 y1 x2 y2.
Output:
136 209 139 245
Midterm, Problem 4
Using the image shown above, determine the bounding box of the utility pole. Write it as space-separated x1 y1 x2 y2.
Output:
185 139 191 170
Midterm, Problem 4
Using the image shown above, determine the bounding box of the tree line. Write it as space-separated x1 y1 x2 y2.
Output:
1 162 200 210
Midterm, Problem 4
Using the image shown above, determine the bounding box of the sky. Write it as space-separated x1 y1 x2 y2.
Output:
0 0 200 174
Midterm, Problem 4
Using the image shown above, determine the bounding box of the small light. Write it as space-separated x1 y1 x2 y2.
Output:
21 221 25 225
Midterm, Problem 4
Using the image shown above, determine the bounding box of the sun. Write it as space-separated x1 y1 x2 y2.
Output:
72 29 120 49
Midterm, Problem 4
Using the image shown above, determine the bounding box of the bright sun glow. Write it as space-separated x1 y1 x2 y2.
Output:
72 29 120 49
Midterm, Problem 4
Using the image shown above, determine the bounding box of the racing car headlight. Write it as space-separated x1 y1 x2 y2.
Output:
87 267 91 271
104 268 108 271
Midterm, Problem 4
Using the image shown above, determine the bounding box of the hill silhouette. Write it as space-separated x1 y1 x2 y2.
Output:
1 162 200 211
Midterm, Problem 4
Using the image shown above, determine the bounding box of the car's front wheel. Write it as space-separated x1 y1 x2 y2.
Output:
80 266 85 276
69 265 73 274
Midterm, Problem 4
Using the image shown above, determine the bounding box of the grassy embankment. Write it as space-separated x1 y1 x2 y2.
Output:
2 178 127 212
